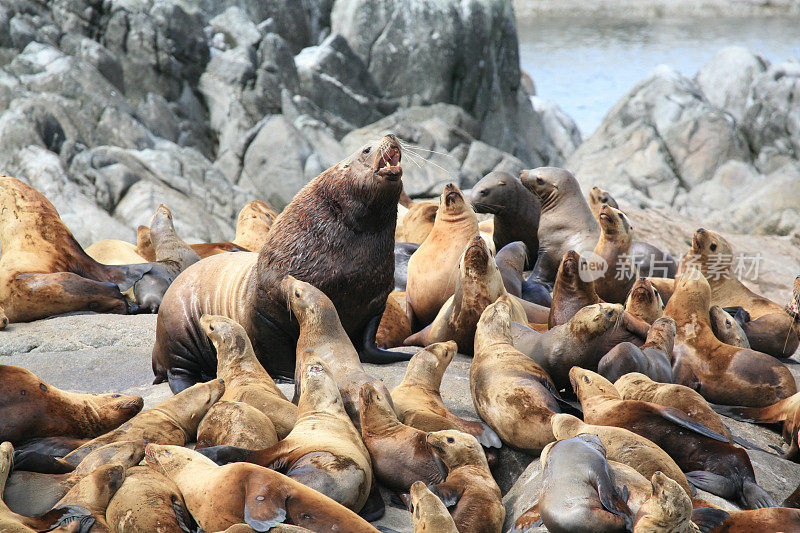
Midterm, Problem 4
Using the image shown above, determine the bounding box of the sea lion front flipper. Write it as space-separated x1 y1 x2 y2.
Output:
359 476 386 522
195 444 255 466
690 507 730 533
360 313 415 364
513 504 542 532
29 505 95 533
427 482 463 508
172 495 199 533
553 395 583 417
243 484 288 532
655 406 729 442
684 471 738 500
741 480 778 509
12 450 75 474
596 477 633 524
403 324 431 347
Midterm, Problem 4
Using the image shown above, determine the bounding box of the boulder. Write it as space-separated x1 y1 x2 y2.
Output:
208 6 262 50
530 96 583 163
695 46 768 122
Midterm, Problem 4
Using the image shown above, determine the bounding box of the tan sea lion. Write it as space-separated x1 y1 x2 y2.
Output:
190 200 277 258
408 481 458 533
145 443 382 532
598 316 676 384
0 365 143 447
707 507 800 532
85 240 147 266
633 472 729 533
471 297 564 453
376 291 413 349
135 226 155 262
626 278 664 324
709 305 750 348
390 342 502 449
406 183 480 327
664 269 796 407
570 367 775 509
200 315 296 438
592 204 638 304
647 277 675 304
614 373 731 440
197 356 374 513
679 227 799 357
61 379 224 466
426 430 504 533
53 463 125 532
399 200 438 244
358 382 446 492
195 401 278 450
519 167 599 287
403 236 527 354
152 136 411 392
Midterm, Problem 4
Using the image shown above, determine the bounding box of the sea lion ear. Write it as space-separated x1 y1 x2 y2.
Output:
243 482 287 531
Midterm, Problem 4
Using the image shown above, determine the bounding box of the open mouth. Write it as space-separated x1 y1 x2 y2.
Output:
445 191 461 206
632 285 650 298
377 146 402 181
599 211 612 224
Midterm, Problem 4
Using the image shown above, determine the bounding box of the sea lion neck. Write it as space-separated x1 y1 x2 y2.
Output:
475 304 513 353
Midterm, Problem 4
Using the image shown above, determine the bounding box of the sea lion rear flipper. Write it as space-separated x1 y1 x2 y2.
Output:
656 406 729 442
722 306 750 325
359 477 386 522
741 480 777 509
708 403 767 423
403 324 431 347
427 482 463 508
172 495 199 533
684 471 738 500
553 395 583 417
12 450 75 474
360 314 415 364
29 505 94 533
691 507 730 533
243 480 288 532
449 418 502 449
195 445 255 466
513 504 542 532
730 433 769 453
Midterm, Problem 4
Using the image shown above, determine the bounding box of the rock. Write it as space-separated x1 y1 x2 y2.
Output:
208 6 262 50
461 141 527 189
59 35 125 92
530 96 583 162
136 92 180 143
695 46 768 122
502 459 545 533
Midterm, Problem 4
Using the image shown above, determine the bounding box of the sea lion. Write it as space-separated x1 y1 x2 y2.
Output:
399 200 438 244
376 291 413 349
286 276 392 430
105 465 194 533
519 167 599 288
0 365 143 447
706 507 800 532
394 242 419 292
408 481 458 533
709 306 750 348
592 204 638 304
145 443 382 533
537 434 633 533
679 227 799 357
190 200 277 257
626 278 664 324
551 414 692 496
470 171 541 264
151 136 410 392
358 382 446 492
664 269 796 407
548 250 600 328
53 463 124 532
61 379 224 466
195 401 278 450
471 296 564 453
406 183 480 327
598 316 676 384
390 342 501 449
570 367 775 509
614 373 731 440
200 315 297 439
135 226 155 262
197 356 374 513
85 240 147 266
426 430 504 533
494 241 551 306
633 472 729 533
403 236 528 354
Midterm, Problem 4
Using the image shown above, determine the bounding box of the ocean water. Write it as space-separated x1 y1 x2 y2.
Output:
517 16 800 136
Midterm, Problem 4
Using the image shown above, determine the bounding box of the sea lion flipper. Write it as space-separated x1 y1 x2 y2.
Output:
427 482 463 508
243 493 287 532
656 406 729 442
596 477 632 522
172 495 199 533
31 505 95 533
553 395 583 417
513 504 542 532
691 507 730 533
360 314 415 364
708 403 765 423
741 480 778 509
730 433 769 452
684 471 738 500
12 450 75 474
403 325 431 347
359 479 386 522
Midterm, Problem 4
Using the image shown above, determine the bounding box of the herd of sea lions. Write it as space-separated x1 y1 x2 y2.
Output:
1 135 800 532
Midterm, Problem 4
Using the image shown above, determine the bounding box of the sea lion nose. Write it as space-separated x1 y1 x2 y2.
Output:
640 277 646 282
697 228 706 234
385 133 398 142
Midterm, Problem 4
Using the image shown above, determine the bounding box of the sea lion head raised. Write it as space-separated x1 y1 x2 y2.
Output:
626 277 661 308
598 204 633 242
461 235 492 279
296 352 345 413
439 183 469 216
282 276 339 328
336 134 403 195
589 186 619 211
689 227 732 260
402 341 457 389
519 167 578 208
556 250 596 293
199 315 255 375
569 367 621 401
426 430 486 470
667 269 712 318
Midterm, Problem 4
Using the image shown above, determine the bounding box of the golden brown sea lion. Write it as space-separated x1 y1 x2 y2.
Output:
633 472 729 533
707 507 800 532
53 463 125 532
592 204 638 304
190 200 277 258
399 200 438 244
626 277 664 324
135 226 155 262
376 291 413 349
408 481 458 533
85 240 147 266
195 401 278 450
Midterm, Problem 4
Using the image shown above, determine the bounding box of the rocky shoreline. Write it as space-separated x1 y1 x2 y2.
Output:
514 0 800 18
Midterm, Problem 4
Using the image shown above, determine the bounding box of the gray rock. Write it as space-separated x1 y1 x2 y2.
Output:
530 96 583 162
461 141 527 189
136 92 180 143
58 35 125 92
208 6 262 50
695 46 768 122
9 14 38 50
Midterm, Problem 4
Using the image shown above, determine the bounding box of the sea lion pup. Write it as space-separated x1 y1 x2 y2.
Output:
664 269 796 407
197 357 374 514
200 315 296 438
679 227 799 357
145 444 382 533
615 373 731 440
552 414 692 496
471 297 563 453
190 200 277 258
708 306 750 348
598 316 676 384
196 401 278 450
52 463 125 532
570 367 775 509
633 472 729 533
519 167 599 288
105 465 195 533
390 342 501 449
626 278 664 324
706 507 800 532
376 291 413 349
85 240 147 266
403 236 528 354
286 277 391 430
399 199 438 244
0 365 143 447
408 481 458 533
358 382 446 492
425 430 504 533
470 171 541 265
406 183 480 327
152 136 410 392
394 242 419 292
60 379 224 466
592 204 639 304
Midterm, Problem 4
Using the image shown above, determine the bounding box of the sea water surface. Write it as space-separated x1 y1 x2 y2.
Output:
517 16 800 136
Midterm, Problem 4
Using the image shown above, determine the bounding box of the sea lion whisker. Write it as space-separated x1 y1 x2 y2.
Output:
398 141 459 162
402 150 455 178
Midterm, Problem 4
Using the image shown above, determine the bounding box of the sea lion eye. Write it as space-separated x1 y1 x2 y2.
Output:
709 243 717 251
536 177 544 184
583 376 590 383
446 437 455 444
111 394 121 398
362 147 371 154
480 189 488 196
295 289 301 298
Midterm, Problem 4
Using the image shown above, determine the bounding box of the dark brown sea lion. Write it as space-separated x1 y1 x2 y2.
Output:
0 365 142 447
151 136 410 392
664 269 796 407
593 204 639 304
145 443 382 532
548 250 600 328
408 481 458 533
598 316 675 384
625 278 664 324
571 367 775 509
426 430 504 533
495 241 553 307
679 227 799 357
358 382 445 492
470 171 541 264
